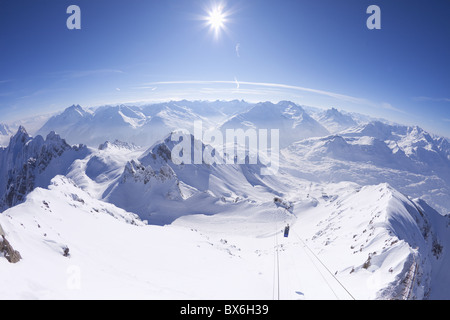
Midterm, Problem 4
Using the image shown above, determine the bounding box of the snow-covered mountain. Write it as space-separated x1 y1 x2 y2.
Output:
65 132 282 225
160 99 252 120
37 101 330 149
1 100 450 300
1 174 449 299
220 101 329 147
0 127 90 211
36 101 251 148
0 124 11 136
0 123 12 147
291 182 450 299
284 121 450 216
36 103 193 147
0 174 286 299
313 107 358 133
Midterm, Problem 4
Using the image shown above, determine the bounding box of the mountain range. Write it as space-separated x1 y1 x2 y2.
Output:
36 100 252 147
0 123 12 147
1 100 450 300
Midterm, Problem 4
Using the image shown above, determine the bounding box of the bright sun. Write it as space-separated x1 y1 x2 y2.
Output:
203 3 229 39
208 6 226 31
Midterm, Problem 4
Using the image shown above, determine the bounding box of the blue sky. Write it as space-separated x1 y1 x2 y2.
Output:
0 0 449 136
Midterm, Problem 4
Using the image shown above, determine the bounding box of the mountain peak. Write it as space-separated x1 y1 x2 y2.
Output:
10 126 30 145
220 100 328 147
98 140 140 151
45 131 65 143
325 107 340 116
16 125 28 134
0 123 12 136
313 108 357 134
67 104 83 110
64 104 87 116
322 107 354 121
0 128 89 210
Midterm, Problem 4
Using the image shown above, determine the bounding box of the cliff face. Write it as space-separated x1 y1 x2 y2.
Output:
1 223 21 264
0 127 89 211
0 235 21 263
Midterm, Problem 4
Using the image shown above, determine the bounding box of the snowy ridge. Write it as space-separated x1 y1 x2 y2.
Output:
0 123 12 147
294 183 448 299
0 127 90 211
313 107 358 134
98 140 140 151
0 175 274 299
1 100 450 299
2 174 448 299
284 121 450 216
35 101 248 147
220 101 329 147
0 123 12 137
103 133 281 225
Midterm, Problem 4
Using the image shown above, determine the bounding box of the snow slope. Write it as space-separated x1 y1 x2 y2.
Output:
36 101 251 148
290 183 449 299
174 180 450 300
0 123 12 147
2 174 448 299
0 127 90 211
220 101 329 148
66 132 285 225
1 100 450 300
283 121 450 216
313 107 358 134
0 176 277 299
0 123 12 136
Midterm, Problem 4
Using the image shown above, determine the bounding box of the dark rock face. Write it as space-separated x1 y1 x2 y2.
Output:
0 235 22 264
0 127 89 211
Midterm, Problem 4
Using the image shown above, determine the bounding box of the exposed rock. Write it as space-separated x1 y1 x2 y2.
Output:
0 235 22 264
0 127 89 211
63 246 70 257
274 197 293 212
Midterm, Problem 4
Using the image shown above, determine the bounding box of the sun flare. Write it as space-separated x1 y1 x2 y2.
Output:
208 5 226 31
203 3 229 39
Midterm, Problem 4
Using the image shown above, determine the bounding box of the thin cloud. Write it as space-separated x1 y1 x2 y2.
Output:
144 80 372 106
235 43 240 58
198 87 277 96
133 86 157 91
67 69 124 79
381 102 407 114
44 69 125 80
414 96 450 103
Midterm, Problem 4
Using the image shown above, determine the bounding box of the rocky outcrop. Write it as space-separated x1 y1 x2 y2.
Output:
0 127 89 211
0 235 22 264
